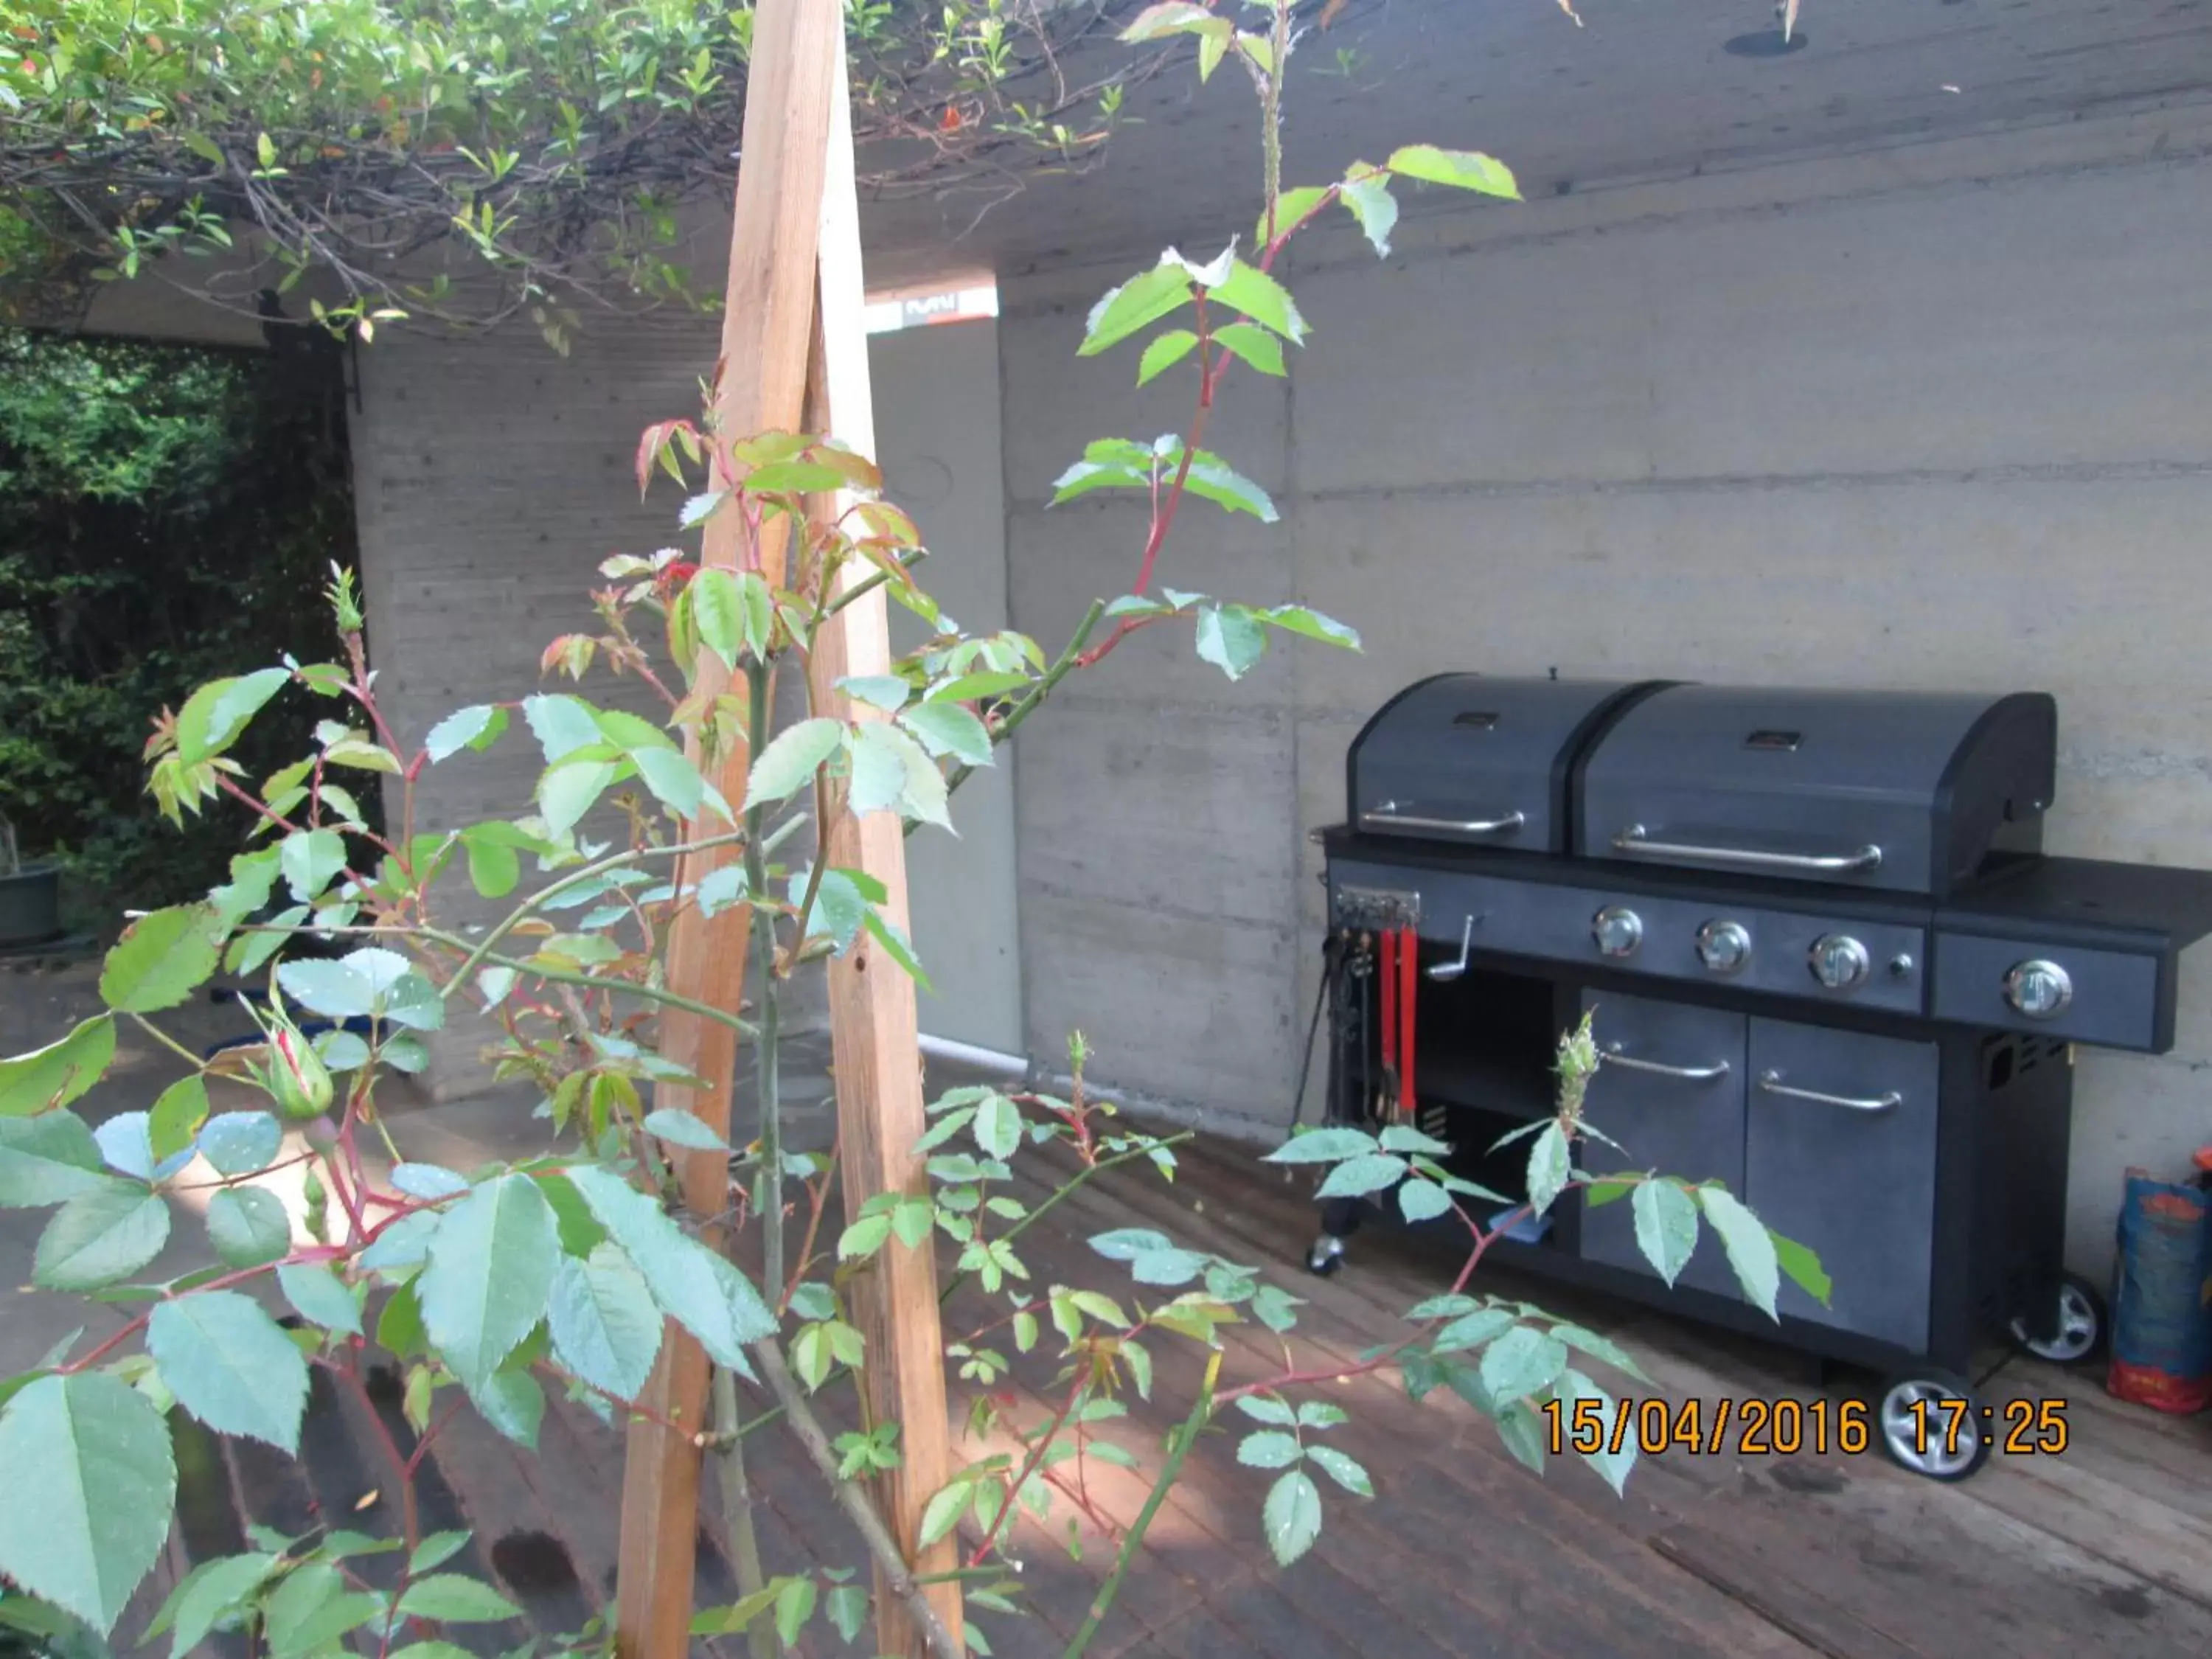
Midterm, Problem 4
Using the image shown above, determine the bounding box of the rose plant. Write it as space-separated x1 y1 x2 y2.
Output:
0 7 1821 1658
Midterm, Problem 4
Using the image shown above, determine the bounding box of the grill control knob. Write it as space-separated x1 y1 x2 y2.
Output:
2004 959 2073 1019
1696 919 1752 975
1808 933 1871 991
1592 906 1644 958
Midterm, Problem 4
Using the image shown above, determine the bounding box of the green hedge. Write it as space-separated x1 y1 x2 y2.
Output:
0 327 361 928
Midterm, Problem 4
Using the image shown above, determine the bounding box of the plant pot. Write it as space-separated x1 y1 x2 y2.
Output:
0 861 63 948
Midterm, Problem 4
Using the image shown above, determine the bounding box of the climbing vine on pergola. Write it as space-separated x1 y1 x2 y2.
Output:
1 0 1335 344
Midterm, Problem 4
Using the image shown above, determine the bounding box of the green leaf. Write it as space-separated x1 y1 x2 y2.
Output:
277 1262 363 1336
1259 185 1330 246
1549 1324 1649 1384
1264 604 1361 650
176 668 289 765
262 1561 380 1656
204 1186 291 1268
1212 321 1286 377
460 824 522 898
1194 603 1269 681
827 1582 869 1644
918 1479 973 1549
972 1093 1021 1161
1431 1307 1514 1355
840 675 912 712
1772 1228 1833 1308
0 1019 118 1119
549 1244 664 1401
862 908 933 994
35 1185 171 1290
411 1531 473 1575
148 1291 309 1452
1261 1469 1322 1565
151 1551 277 1658
100 908 223 1013
279 829 347 905
147 1076 209 1164
1251 1284 1301 1334
1478 1325 1568 1405
1079 260 1194 356
691 568 747 669
899 702 992 767
773 1577 816 1646
566 1166 775 1373
1632 1179 1699 1288
0 1373 176 1634
1306 1444 1373 1497
1237 1430 1302 1469
396 1573 522 1624
180 130 227 166
642 1108 727 1151
1339 171 1399 256
1315 1152 1404 1200
1559 1368 1636 1495
1120 1 1219 42
470 1368 546 1447
745 717 844 807
1136 328 1199 386
1262 1127 1376 1164
1389 1177 1450 1227
1232 1394 1295 1427
1491 1399 1549 1475
418 1175 560 1394
1583 1178 1633 1208
1182 456 1278 522
1697 1187 1781 1319
1208 260 1307 343
521 693 602 762
1526 1122 1571 1217
538 757 619 838
198 1111 281 1178
1387 144 1521 200
0 1112 108 1207
425 704 507 762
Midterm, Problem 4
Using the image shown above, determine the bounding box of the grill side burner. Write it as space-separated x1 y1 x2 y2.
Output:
1310 674 2212 1479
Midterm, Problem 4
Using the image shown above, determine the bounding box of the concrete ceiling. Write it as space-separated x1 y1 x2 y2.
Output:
857 0 2212 282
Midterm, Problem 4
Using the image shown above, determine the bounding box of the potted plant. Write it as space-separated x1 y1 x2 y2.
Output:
0 808 61 948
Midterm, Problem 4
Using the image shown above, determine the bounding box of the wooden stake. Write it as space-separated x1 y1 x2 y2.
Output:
613 1 841 1654
800 47 965 1657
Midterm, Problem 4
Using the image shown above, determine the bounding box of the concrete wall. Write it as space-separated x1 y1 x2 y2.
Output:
996 102 2212 1279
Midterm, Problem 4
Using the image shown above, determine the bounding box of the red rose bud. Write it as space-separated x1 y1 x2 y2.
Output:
268 1016 335 1122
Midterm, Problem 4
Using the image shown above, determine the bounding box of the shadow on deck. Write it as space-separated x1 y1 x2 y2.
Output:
127 1113 2212 1659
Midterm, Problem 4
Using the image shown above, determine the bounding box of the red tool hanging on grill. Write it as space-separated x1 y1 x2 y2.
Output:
1397 926 1417 1124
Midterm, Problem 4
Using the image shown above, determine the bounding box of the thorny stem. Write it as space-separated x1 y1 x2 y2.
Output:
711 1365 779 1659
750 1340 964 1659
1061 1354 1220 1659
126 1012 210 1073
938 1133 1192 1307
969 1372 1088 1568
740 655 787 1310
931 597 1107 810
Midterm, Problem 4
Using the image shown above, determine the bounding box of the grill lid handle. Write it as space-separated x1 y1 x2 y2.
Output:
1600 1042 1731 1082
1759 1069 1902 1113
1363 802 1526 837
1612 824 1882 874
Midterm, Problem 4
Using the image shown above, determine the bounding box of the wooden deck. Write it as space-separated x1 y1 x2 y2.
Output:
132 1119 2212 1658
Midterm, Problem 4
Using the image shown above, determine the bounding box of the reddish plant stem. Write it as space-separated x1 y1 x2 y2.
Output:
331 1357 422 1554
969 1371 1090 1568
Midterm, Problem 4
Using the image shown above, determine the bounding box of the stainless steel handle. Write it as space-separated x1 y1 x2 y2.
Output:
1601 1042 1731 1082
1427 914 1479 983
1364 801 1526 837
1758 1069 1900 1113
1612 824 1882 874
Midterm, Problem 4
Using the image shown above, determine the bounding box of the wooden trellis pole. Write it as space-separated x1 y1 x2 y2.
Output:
613 1 961 1655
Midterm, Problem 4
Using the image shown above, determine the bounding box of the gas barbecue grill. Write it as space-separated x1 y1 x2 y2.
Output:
1311 675 2212 1478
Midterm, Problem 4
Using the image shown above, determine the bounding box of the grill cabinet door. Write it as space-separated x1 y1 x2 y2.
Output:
1746 1020 1939 1351
1578 992 1745 1297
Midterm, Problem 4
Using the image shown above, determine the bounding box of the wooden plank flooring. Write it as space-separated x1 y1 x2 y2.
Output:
122 1117 2212 1657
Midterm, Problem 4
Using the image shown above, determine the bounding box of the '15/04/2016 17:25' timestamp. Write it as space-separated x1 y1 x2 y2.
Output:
1540 1395 2071 1458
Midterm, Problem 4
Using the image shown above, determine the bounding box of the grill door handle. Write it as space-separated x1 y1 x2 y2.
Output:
1363 801 1526 836
1601 1042 1730 1082
1612 825 1882 874
1758 1069 1901 1113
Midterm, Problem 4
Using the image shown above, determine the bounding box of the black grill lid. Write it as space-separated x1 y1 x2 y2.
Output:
1574 685 2055 896
1348 676 1663 855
